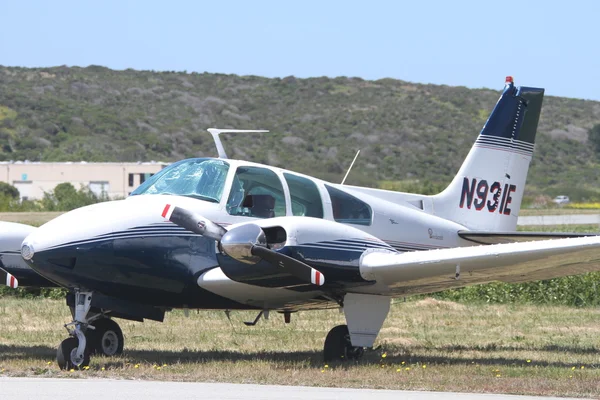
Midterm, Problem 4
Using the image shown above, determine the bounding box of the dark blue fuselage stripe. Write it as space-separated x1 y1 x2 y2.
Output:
99 229 192 238
476 142 534 153
47 232 200 250
334 239 392 249
300 244 364 253
474 144 532 156
320 240 391 250
478 135 534 148
303 243 384 252
475 137 534 154
478 135 535 146
476 139 534 151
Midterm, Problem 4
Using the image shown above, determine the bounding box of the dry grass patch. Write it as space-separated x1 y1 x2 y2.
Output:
520 209 600 216
1 298 599 397
414 298 466 310
0 212 63 226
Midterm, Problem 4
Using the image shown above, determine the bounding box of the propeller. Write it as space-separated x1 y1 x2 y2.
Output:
161 203 226 241
162 204 325 287
251 246 324 286
1 266 18 289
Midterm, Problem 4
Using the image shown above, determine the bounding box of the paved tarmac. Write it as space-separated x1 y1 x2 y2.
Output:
517 214 600 226
0 378 587 400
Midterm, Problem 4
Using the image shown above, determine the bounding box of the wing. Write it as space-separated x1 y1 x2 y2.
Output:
0 221 55 288
359 236 600 296
458 230 595 245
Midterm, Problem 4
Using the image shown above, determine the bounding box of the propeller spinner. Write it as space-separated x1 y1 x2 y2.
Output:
162 204 325 286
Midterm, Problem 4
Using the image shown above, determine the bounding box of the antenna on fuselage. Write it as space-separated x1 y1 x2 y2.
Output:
341 149 361 185
207 128 269 159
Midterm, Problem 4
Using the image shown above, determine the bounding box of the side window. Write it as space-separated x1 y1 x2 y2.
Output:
227 167 286 218
284 173 323 218
325 185 372 226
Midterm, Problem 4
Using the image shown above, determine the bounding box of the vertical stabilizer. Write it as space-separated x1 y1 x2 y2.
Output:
432 77 544 231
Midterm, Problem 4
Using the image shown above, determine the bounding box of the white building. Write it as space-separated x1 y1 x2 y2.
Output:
0 161 168 200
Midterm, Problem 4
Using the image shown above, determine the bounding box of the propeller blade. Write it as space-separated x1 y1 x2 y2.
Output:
251 246 325 286
161 204 226 241
1 266 19 289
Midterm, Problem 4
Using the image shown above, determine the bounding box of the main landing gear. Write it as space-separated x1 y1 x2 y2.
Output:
56 291 125 370
322 293 392 362
323 325 364 362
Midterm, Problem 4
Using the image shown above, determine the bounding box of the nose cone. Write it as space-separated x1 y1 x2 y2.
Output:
21 201 126 287
21 195 222 292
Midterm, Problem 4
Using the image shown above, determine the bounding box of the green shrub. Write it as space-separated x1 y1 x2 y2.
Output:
433 272 600 307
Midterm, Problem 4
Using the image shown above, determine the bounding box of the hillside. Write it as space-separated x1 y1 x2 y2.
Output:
1 65 599 199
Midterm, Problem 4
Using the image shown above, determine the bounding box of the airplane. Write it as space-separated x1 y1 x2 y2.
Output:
2 77 600 370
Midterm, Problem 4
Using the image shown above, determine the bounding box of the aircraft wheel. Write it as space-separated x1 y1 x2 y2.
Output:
57 337 90 370
90 318 124 357
323 324 364 362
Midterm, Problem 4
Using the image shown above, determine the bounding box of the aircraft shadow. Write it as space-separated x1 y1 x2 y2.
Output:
1 343 595 369
422 343 600 355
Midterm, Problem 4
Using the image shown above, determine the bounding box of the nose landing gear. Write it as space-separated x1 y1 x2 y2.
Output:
57 337 90 370
56 291 125 370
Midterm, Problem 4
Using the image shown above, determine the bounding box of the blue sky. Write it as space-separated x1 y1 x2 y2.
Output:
1 0 599 100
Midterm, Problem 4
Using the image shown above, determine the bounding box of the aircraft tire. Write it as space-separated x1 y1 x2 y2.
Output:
323 324 364 362
89 318 124 357
57 337 90 370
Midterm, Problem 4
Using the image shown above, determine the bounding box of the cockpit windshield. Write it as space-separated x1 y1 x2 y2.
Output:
130 158 230 203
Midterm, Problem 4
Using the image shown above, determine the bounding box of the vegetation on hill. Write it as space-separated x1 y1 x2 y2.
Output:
1 65 600 199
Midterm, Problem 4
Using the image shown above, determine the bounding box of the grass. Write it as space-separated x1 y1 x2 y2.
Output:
0 212 63 227
518 224 600 233
1 298 599 397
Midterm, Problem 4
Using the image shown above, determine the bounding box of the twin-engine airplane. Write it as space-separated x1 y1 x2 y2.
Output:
2 77 600 370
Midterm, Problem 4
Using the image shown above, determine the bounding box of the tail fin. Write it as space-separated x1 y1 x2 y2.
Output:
432 77 544 231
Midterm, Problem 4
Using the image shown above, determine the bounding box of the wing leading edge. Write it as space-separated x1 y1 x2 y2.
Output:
358 236 600 296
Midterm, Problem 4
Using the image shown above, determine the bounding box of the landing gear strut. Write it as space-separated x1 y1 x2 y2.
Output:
323 324 364 362
56 291 125 370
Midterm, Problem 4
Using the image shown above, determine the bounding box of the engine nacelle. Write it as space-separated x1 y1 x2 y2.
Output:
216 217 396 289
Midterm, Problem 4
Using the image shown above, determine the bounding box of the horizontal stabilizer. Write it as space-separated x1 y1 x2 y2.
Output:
359 236 600 296
458 230 597 245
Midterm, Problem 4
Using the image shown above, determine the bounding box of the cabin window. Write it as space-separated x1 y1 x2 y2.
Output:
284 173 323 218
227 167 286 218
325 185 372 226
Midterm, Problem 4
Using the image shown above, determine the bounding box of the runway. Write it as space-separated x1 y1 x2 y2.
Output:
0 378 586 400
517 214 600 226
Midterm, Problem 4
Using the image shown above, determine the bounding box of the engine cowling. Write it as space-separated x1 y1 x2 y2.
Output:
216 217 397 289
